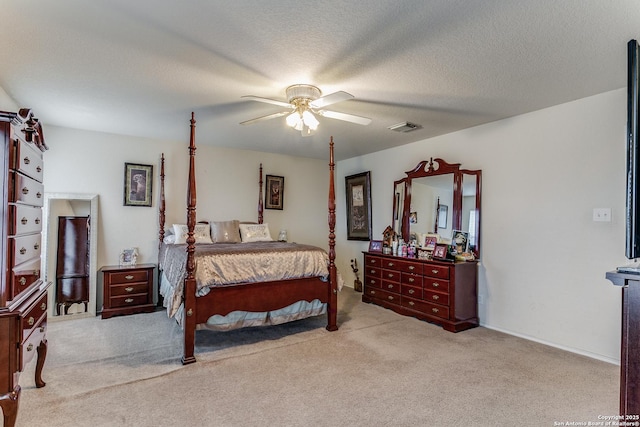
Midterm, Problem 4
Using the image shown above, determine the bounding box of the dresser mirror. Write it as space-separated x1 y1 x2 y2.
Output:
394 158 482 258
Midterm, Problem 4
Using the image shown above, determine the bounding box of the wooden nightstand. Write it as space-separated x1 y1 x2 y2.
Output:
100 263 155 319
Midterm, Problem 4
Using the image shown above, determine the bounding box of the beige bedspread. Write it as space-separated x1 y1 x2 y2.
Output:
159 241 332 318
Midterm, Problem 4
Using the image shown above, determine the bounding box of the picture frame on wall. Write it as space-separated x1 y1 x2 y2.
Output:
265 175 284 210
345 171 372 240
124 163 153 207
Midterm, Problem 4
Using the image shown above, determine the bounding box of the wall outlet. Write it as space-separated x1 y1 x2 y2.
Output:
593 208 611 222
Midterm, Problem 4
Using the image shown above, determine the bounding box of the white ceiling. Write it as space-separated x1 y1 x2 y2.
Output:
1 0 639 161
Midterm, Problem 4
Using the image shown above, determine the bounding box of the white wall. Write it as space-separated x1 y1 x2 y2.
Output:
336 88 627 363
42 125 331 310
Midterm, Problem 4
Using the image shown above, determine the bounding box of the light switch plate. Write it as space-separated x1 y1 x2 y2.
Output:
593 208 611 222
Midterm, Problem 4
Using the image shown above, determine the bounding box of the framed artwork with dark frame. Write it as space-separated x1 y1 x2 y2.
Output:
124 163 153 207
345 171 372 240
369 240 383 253
433 244 448 260
265 175 284 210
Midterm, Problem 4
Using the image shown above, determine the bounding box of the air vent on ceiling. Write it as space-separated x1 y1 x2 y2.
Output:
387 121 422 133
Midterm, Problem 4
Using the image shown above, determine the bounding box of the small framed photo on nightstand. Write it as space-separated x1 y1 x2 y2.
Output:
119 247 138 266
369 240 383 253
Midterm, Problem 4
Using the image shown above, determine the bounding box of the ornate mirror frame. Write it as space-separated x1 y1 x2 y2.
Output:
395 158 482 258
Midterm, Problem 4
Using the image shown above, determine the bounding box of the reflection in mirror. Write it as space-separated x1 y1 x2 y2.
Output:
392 178 407 237
395 158 482 258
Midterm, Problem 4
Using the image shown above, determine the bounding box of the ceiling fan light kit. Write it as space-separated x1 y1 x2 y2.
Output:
240 84 372 135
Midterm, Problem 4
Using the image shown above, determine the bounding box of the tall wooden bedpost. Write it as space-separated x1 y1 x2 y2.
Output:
258 163 264 224
158 153 166 248
327 137 338 331
182 113 197 365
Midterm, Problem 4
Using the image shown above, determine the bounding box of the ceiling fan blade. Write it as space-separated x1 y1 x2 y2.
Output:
240 111 290 125
241 95 292 108
318 110 372 125
309 91 354 109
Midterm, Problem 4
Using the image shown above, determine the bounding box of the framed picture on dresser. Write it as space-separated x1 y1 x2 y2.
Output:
433 244 448 260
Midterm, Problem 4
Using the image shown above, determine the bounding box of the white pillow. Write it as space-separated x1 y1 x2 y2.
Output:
163 234 176 244
239 223 273 242
172 223 213 244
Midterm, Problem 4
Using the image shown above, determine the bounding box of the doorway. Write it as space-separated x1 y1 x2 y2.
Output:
42 193 99 320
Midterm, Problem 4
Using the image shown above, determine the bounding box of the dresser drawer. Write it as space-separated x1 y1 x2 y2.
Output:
364 255 382 267
9 234 41 266
11 257 42 299
364 275 382 289
380 279 401 294
402 273 422 287
10 137 44 182
402 284 422 299
395 260 422 275
21 293 47 342
8 204 42 235
365 266 381 278
105 269 149 285
9 171 44 206
365 287 400 305
424 277 449 293
423 264 450 280
380 269 401 283
425 290 449 306
402 296 450 319
21 319 46 371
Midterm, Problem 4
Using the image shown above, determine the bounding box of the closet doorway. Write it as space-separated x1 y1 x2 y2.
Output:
42 193 99 320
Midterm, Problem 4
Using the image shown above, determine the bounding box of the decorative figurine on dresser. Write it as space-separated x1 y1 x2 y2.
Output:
0 109 50 427
362 157 481 332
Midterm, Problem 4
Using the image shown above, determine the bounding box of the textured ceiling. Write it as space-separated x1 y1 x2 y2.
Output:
0 0 639 160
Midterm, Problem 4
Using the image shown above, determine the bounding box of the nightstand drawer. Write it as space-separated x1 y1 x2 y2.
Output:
109 293 149 308
109 282 148 297
106 269 149 285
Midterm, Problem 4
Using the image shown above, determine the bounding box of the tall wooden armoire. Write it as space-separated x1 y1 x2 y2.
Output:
55 216 90 315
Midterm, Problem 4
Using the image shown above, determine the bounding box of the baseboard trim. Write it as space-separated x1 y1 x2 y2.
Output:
480 323 620 366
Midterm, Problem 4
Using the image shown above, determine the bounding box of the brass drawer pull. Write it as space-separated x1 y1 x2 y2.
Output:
432 308 439 313
369 269 375 274
21 217 28 225
388 296 394 301
36 192 42 198
27 317 34 326
369 259 377 264
22 187 29 195
408 277 415 283
408 265 415 271
408 289 415 294
34 243 39 250
125 287 134 292
36 166 42 173
125 275 134 280
20 247 26 255
27 343 34 352
370 290 376 295
19 277 26 285
409 301 415 306
124 298 134 303
432 295 440 300
387 284 394 289
387 273 394 278
431 269 439 274
388 262 394 267
41 302 46 311
432 282 439 287
369 279 376 285
23 156 30 165
35 218 40 224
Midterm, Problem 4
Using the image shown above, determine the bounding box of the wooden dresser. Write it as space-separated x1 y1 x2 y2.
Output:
362 251 478 332
0 109 49 427
101 264 155 319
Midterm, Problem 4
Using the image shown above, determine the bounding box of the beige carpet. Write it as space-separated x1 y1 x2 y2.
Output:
16 288 618 426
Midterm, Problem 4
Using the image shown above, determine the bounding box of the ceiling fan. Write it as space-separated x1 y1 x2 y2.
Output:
240 84 372 136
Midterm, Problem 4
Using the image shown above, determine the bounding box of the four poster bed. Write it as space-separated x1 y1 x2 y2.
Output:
158 113 339 364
